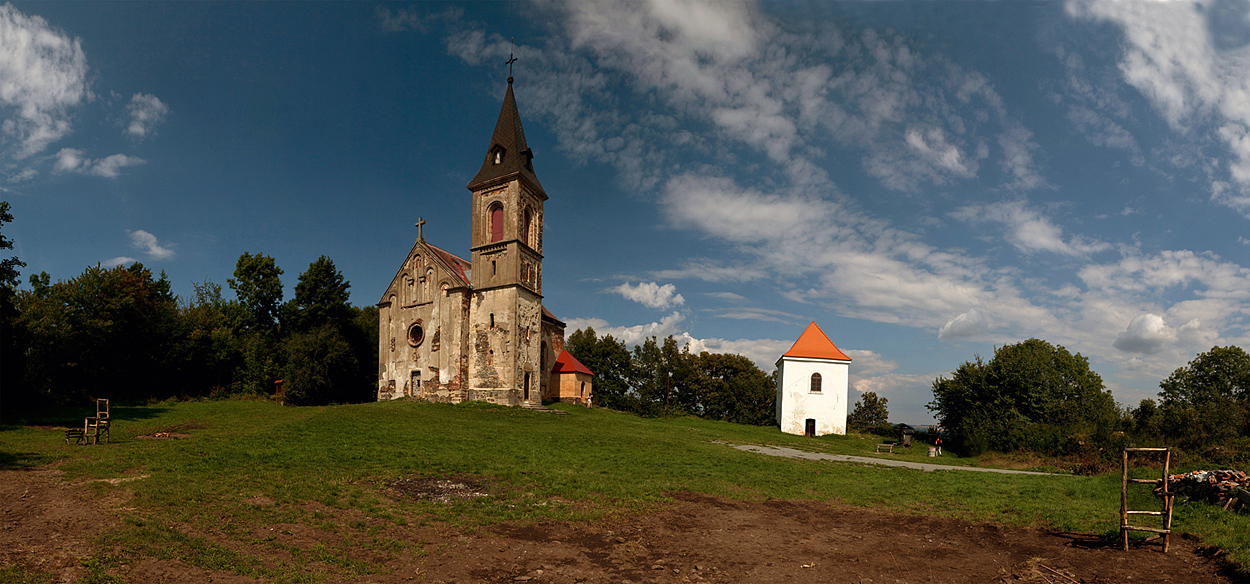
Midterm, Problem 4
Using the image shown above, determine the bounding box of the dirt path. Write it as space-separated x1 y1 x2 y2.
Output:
727 443 1060 475
1 469 1243 583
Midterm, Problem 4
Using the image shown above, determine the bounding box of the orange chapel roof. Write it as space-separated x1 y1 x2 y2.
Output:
782 322 852 361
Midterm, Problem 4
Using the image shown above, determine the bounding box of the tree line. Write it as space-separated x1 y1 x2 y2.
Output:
1 238 378 415
929 338 1250 466
566 328 777 425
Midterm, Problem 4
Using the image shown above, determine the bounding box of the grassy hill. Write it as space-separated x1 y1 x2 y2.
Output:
2 398 1248 581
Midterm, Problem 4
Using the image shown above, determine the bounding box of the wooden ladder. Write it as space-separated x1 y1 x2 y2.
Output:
1121 447 1173 552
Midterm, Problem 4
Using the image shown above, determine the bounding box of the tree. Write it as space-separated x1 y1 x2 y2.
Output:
227 252 284 331
282 324 359 405
692 351 774 425
17 263 180 403
1158 346 1250 449
566 327 634 412
0 201 25 288
849 391 890 428
0 201 25 417
929 338 1118 454
290 255 352 332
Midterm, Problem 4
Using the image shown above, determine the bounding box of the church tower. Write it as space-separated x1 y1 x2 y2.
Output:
464 76 547 405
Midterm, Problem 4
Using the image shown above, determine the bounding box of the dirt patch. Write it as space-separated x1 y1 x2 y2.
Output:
387 474 494 504
0 469 115 583
1 470 1245 583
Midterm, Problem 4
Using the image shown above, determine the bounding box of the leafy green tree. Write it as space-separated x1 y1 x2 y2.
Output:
692 351 774 425
0 201 25 288
17 263 180 403
169 279 244 396
290 255 352 332
278 257 373 405
849 391 890 428
0 201 26 417
929 338 1117 454
566 327 634 411
227 252 284 331
282 324 359 405
1158 346 1250 449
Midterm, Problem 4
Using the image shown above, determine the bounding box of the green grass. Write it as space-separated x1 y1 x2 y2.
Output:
2 398 1248 582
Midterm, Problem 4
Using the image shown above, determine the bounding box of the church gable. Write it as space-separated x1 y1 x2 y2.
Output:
379 240 471 309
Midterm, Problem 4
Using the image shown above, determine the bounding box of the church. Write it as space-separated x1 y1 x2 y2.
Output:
377 75 590 407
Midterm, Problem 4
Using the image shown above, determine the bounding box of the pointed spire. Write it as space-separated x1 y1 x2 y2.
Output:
782 322 852 361
466 78 545 196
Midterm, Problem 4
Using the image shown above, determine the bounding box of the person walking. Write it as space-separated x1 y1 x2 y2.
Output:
934 436 943 456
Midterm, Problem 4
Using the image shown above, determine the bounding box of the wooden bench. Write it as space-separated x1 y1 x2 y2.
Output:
876 443 895 453
64 428 85 445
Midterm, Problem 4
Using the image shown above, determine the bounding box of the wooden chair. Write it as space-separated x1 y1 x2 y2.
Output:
82 399 111 445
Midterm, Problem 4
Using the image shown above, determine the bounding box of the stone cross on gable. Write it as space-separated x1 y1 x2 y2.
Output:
415 217 425 242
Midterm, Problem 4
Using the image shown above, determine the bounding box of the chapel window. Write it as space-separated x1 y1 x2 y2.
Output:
810 373 822 393
408 322 424 347
490 206 504 242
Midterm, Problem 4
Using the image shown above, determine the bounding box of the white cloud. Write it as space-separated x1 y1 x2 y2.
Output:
609 281 684 309
53 147 83 172
650 259 767 282
706 307 801 324
0 4 89 159
938 308 989 341
1069 0 1250 216
574 311 687 349
7 167 36 183
1113 313 1175 355
125 93 168 139
53 148 145 178
843 349 898 377
951 200 1110 256
128 229 174 260
101 256 136 268
446 3 1041 195
702 291 747 301
376 5 462 33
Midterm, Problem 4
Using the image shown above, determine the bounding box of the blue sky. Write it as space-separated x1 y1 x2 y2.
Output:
3 1 1249 423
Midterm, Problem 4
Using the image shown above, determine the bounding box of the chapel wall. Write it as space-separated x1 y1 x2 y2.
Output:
777 358 849 437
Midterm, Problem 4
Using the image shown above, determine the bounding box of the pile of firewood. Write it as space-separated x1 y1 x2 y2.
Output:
1154 469 1250 510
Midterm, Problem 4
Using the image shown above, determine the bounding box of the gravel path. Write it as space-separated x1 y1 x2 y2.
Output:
728 443 1061 475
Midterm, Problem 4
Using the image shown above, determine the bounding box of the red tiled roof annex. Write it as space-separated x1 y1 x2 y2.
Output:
782 322 852 361
551 350 594 375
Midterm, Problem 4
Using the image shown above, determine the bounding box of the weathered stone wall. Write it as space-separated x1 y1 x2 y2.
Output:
378 244 471 403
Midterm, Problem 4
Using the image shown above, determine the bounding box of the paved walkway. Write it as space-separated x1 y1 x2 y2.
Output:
726 443 1060 476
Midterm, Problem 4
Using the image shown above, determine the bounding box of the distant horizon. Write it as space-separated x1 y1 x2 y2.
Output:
4 2 1249 424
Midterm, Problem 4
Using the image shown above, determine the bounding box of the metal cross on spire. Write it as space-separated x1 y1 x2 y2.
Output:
415 217 425 242
505 52 518 83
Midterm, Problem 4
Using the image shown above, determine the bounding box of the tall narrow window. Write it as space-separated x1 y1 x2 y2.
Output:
522 208 531 247
490 206 504 242
490 313 495 328
491 260 496 275
810 373 822 393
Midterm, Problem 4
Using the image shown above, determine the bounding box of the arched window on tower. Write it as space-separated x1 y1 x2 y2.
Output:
810 373 822 393
522 207 532 247
490 205 504 242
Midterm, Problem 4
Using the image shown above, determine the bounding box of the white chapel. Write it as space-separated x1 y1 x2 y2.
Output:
775 322 853 437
